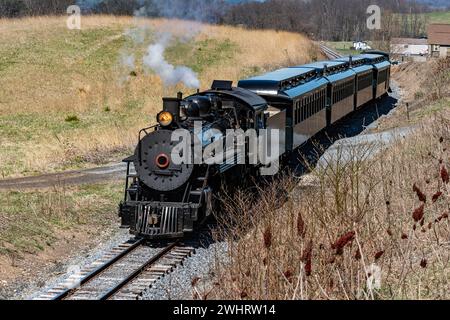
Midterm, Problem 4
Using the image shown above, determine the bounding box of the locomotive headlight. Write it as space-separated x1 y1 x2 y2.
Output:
157 111 174 127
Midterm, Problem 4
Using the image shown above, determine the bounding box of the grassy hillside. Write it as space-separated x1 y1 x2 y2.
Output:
0 16 320 178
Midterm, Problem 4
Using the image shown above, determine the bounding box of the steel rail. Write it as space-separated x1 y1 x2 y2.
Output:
99 242 179 300
52 238 145 300
318 43 343 59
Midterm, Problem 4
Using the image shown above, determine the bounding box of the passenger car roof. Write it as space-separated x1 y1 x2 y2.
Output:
336 56 373 74
237 53 390 104
200 87 268 112
238 67 318 95
299 60 348 70
241 67 316 82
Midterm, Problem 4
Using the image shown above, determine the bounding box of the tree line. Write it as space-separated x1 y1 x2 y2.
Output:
0 0 435 41
0 0 73 17
0 0 228 18
223 0 431 41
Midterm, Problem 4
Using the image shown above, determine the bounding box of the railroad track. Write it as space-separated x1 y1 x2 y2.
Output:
319 43 343 59
35 238 195 300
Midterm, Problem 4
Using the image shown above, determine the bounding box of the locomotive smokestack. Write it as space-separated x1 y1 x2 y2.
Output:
349 55 353 66
177 92 183 100
163 97 181 123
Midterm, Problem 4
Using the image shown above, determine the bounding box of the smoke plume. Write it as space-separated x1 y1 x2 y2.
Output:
79 0 226 88
121 53 135 70
143 33 200 88
134 2 212 89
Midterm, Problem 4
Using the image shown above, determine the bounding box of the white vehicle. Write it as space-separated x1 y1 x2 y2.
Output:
353 41 372 51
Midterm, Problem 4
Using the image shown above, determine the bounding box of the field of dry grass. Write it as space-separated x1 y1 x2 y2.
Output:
207 59 450 300
0 15 319 178
378 58 450 132
211 115 450 300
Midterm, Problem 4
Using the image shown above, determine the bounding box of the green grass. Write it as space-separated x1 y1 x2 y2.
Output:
414 98 450 120
165 38 238 73
240 65 263 79
0 27 127 79
325 41 362 56
426 11 450 24
0 108 140 176
0 109 136 143
394 11 449 30
0 182 122 256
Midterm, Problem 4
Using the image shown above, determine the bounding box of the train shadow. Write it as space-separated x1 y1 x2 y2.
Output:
288 93 399 175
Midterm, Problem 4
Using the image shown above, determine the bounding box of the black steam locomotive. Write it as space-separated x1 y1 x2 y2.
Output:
119 53 391 239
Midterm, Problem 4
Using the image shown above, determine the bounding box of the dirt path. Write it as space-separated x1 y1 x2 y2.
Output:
0 163 128 190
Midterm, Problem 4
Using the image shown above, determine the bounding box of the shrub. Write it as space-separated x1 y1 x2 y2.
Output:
65 115 79 123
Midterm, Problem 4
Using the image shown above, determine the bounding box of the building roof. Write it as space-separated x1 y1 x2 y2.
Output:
428 24 450 46
391 38 428 45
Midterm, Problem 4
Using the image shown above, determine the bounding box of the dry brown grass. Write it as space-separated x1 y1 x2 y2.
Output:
210 113 450 300
392 58 450 103
0 181 122 295
375 58 449 133
0 16 319 178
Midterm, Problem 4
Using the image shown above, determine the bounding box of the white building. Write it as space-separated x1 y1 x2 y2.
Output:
390 38 429 61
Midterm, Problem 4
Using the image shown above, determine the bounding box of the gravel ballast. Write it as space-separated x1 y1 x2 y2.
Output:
142 241 228 300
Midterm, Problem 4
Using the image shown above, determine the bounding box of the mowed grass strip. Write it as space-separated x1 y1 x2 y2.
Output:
426 11 450 24
0 16 318 178
325 41 362 56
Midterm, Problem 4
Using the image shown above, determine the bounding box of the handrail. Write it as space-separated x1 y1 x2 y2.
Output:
138 124 158 166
